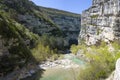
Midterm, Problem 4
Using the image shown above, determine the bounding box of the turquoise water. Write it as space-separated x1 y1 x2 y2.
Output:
64 54 85 65
71 58 85 65
39 56 85 80
22 54 85 80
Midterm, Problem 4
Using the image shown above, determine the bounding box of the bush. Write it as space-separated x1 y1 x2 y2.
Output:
32 42 58 61
77 41 120 80
31 34 63 62
70 44 86 55
39 34 65 50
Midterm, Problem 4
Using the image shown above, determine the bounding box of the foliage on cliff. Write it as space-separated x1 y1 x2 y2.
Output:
0 0 80 49
71 41 120 80
0 0 63 36
0 10 62 76
0 11 39 75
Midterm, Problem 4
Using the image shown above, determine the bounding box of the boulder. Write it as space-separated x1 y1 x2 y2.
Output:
114 58 120 80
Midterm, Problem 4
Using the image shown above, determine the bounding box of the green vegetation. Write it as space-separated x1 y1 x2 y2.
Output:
0 0 81 76
0 0 81 53
0 11 39 75
90 14 99 18
32 42 56 61
0 0 62 36
70 44 86 55
39 34 65 50
71 41 120 80
0 10 63 76
0 1 80 80
0 9 66 76
32 34 65 62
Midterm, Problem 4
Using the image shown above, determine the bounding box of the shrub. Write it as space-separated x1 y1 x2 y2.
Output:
32 42 57 61
70 44 86 55
39 34 65 50
77 41 120 80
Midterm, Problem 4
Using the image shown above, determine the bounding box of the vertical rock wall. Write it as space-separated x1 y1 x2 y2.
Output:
79 0 120 45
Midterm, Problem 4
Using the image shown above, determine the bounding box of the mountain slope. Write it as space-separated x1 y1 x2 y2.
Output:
0 11 39 76
0 0 81 47
40 7 81 46
0 0 81 79
0 0 61 36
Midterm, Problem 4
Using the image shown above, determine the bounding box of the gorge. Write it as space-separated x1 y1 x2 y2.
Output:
0 0 81 80
0 0 120 80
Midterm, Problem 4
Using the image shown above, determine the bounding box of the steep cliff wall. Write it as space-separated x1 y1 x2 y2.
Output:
79 0 120 45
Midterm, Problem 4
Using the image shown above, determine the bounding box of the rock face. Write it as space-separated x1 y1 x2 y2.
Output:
114 58 120 80
79 0 120 45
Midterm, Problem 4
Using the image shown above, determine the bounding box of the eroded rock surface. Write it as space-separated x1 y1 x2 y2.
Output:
114 58 120 80
79 0 120 45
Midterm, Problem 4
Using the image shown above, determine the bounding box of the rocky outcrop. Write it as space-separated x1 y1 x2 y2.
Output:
114 58 120 80
79 0 120 45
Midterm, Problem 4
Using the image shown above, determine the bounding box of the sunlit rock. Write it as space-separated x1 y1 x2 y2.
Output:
79 0 120 45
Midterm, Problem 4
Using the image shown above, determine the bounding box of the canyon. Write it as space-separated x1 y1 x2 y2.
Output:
0 0 81 79
0 0 120 80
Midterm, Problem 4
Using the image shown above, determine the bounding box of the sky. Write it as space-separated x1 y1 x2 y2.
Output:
32 0 92 14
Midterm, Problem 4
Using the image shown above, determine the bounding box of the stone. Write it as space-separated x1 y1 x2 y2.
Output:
108 44 115 52
114 58 120 80
106 71 114 80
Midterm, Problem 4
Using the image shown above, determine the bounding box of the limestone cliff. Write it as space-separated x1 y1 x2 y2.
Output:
79 0 120 45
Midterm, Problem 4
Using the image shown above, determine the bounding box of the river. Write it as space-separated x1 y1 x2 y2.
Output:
21 54 85 80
